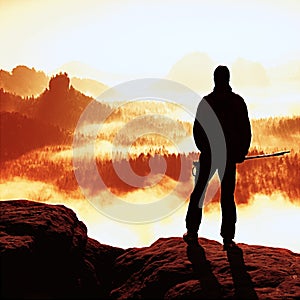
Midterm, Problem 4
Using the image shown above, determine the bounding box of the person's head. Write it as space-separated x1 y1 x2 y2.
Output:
214 65 230 86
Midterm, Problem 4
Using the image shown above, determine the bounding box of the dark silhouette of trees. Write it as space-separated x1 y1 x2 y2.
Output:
0 112 70 162
251 116 300 152
1 147 298 205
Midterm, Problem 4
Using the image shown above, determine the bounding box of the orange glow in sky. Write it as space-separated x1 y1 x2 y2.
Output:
1 0 299 74
1 0 300 118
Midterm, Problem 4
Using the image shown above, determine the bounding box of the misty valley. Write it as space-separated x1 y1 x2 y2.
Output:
0 69 299 251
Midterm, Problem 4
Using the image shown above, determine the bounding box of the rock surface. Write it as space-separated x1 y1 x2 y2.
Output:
1 200 299 299
111 238 300 299
0 200 124 299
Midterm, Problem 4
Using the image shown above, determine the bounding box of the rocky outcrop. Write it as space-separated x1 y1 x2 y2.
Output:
0 200 124 299
1 200 299 299
110 238 300 299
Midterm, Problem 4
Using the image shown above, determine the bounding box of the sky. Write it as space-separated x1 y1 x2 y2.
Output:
1 0 299 74
1 0 300 117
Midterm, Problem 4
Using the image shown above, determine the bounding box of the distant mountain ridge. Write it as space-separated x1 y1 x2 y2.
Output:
0 72 111 161
0 65 108 98
0 72 110 130
0 66 48 97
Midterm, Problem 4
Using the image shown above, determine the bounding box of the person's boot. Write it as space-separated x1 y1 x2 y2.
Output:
223 238 237 251
183 231 199 246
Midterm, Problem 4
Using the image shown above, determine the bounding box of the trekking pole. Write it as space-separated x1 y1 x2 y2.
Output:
192 150 290 180
244 150 290 160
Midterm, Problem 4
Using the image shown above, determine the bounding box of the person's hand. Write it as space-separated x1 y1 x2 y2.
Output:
235 154 245 163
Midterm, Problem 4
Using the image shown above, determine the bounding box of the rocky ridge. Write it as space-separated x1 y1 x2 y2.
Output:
0 200 299 299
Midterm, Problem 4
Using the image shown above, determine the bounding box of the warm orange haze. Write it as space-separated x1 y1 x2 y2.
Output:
1 0 300 253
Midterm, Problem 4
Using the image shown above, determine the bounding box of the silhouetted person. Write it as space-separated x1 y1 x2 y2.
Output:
184 66 251 250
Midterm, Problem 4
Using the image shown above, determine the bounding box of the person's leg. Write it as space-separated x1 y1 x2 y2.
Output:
220 161 237 241
185 154 214 235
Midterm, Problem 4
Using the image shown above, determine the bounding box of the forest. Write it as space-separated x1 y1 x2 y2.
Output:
0 70 299 208
0 145 299 207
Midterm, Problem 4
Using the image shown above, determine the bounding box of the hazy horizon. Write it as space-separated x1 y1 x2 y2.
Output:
1 62 299 119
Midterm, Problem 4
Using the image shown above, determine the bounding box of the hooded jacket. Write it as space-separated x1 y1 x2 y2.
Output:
193 85 251 163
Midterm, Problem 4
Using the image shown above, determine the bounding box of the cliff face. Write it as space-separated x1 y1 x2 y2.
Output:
1 200 299 299
0 200 124 299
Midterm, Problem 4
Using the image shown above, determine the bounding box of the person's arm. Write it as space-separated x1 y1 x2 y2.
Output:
193 99 210 153
237 99 252 161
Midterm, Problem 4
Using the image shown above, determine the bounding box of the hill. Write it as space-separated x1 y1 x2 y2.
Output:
0 111 70 162
0 72 111 130
70 77 108 98
0 66 48 97
0 65 108 98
